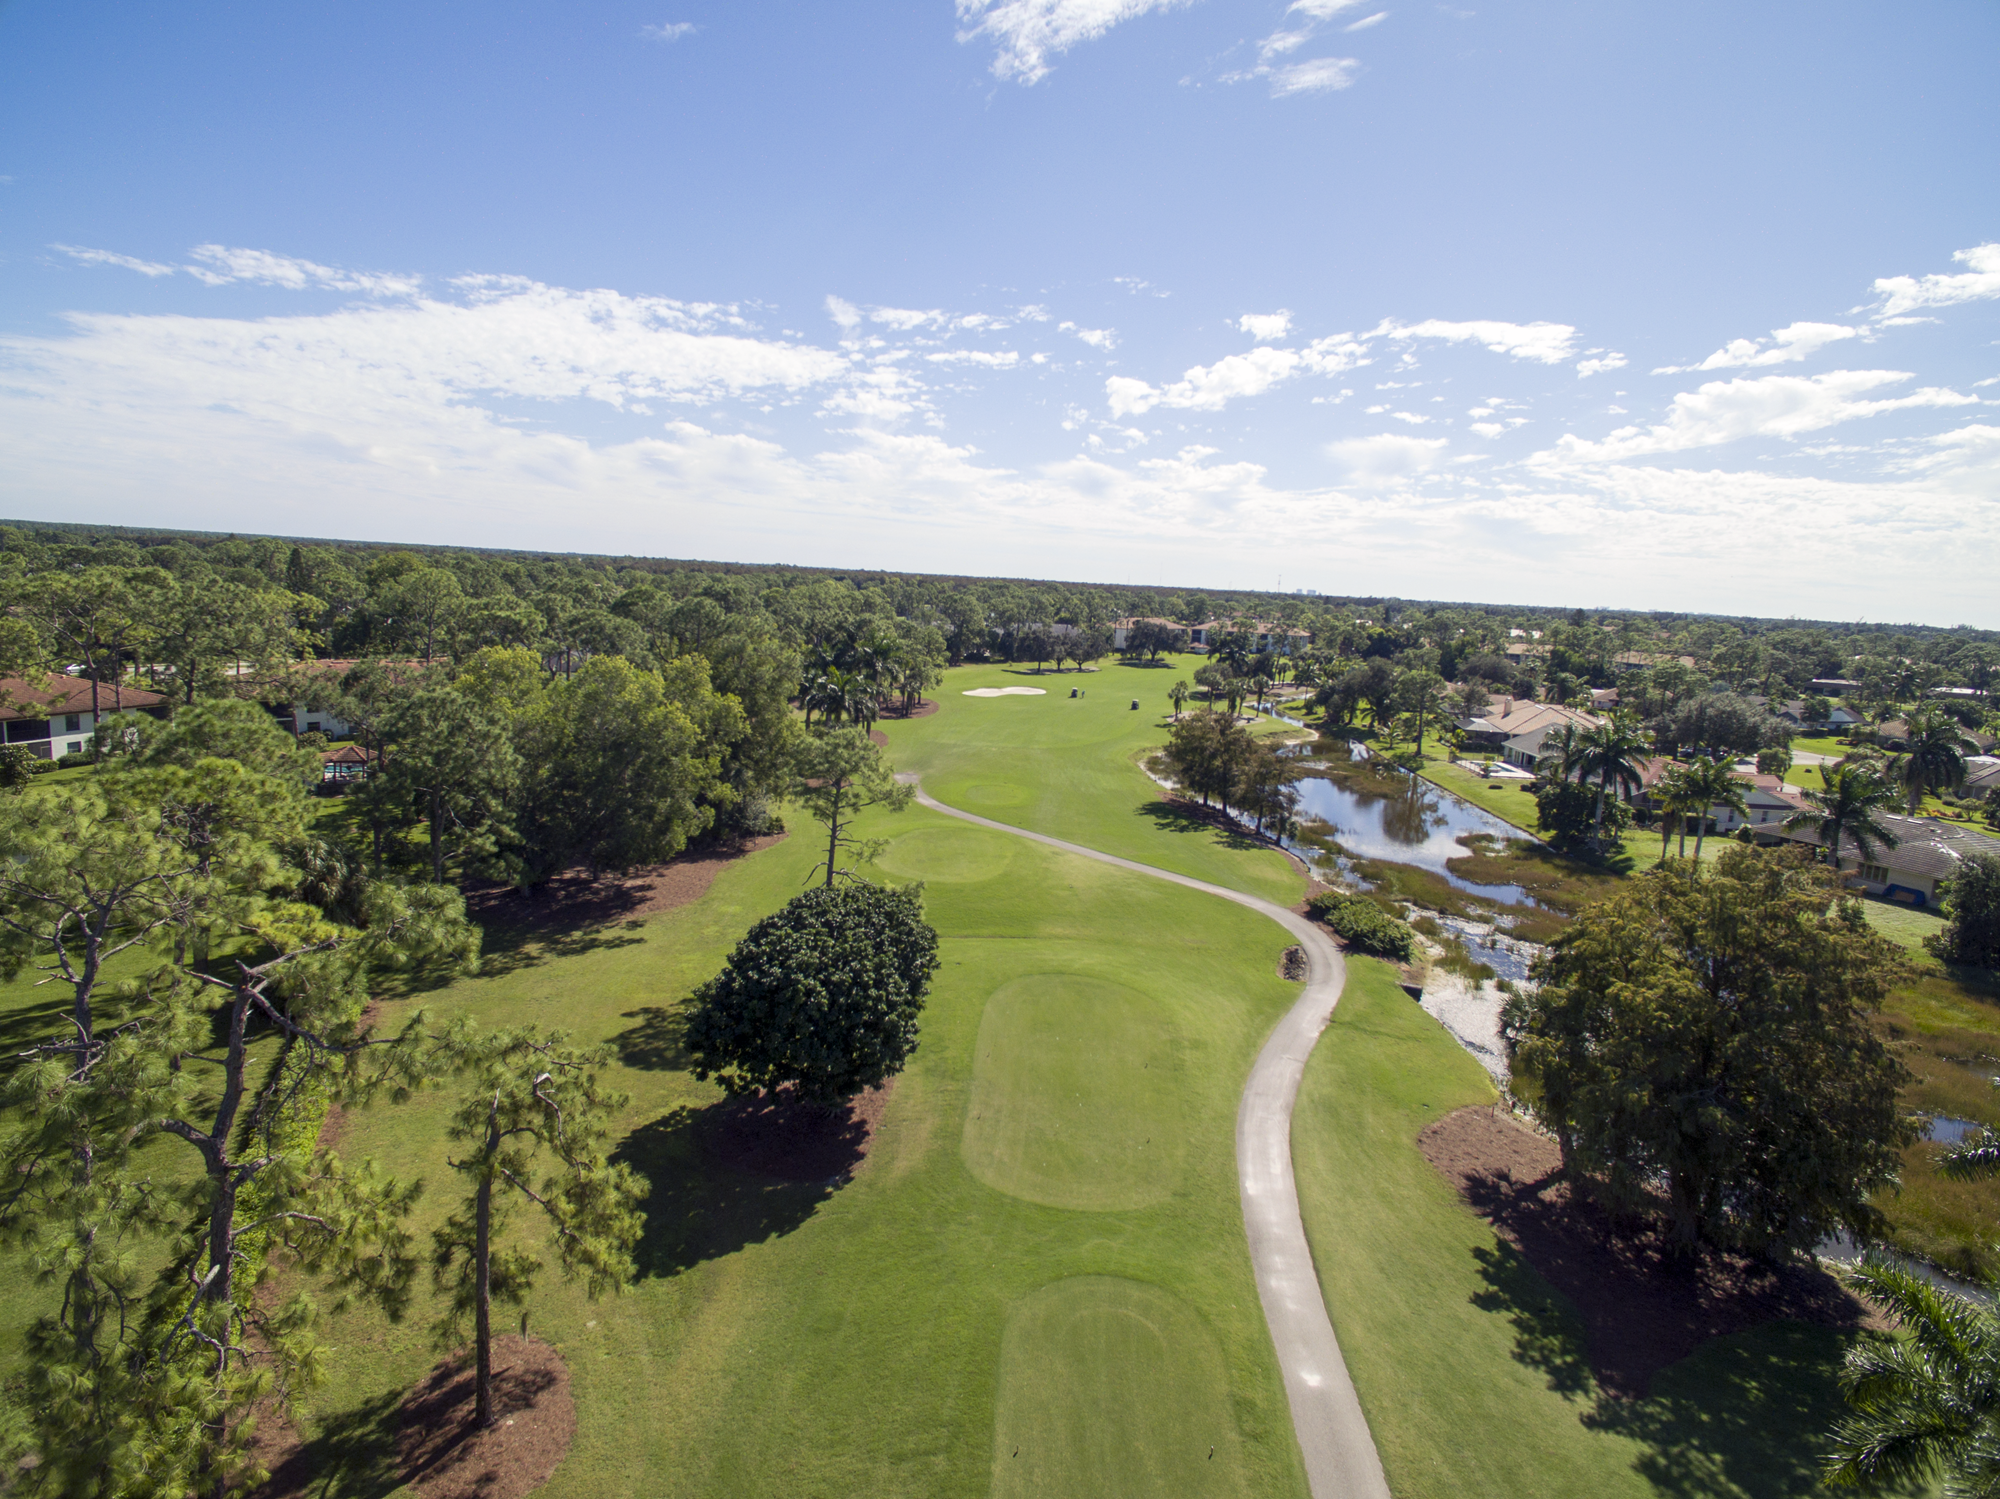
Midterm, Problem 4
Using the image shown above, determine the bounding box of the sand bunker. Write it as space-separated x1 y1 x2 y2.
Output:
963 686 1048 697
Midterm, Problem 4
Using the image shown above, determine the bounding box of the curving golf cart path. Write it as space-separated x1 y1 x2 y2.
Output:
902 778 1392 1499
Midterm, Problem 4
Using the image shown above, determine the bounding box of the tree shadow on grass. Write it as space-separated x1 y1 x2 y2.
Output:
1468 1239 1909 1499
466 921 647 982
612 1093 872 1278
609 1003 691 1072
1137 798 1270 854
255 1387 406 1499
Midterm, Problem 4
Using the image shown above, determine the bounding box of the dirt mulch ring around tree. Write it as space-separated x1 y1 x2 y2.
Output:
1420 1106 1880 1398
879 698 940 719
463 834 787 936
869 728 889 747
395 1336 574 1499
699 1079 896 1185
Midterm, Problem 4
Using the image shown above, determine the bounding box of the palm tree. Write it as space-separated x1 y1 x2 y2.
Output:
1654 764 1700 864
1894 709 1974 813
1573 718 1650 847
1822 1254 2000 1494
1535 721 1588 784
1784 761 1901 872
1676 756 1748 868
1168 680 1191 718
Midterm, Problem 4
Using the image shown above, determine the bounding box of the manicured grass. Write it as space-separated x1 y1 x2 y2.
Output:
879 657 1303 907
278 802 1313 1498
1292 957 1889 1498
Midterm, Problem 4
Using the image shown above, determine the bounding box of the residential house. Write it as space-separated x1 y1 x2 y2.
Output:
1458 699 1605 766
271 659 428 738
1960 760 2000 802
1872 719 1999 756
1183 619 1311 655
1810 678 1862 696
1760 698 1864 733
0 673 168 759
1109 617 1187 651
1749 811 1991 907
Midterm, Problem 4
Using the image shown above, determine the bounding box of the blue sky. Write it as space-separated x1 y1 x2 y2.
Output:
2 0 1996 623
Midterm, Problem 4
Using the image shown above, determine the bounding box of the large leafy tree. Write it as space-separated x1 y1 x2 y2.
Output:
359 683 521 884
432 1030 642 1429
684 883 939 1106
511 654 745 884
1930 850 2000 970
1502 846 1912 1255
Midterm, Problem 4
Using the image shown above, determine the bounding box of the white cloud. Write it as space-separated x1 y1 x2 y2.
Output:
1469 422 1504 438
1873 243 2000 319
1073 326 1117 349
1106 330 1365 416
1344 11 1388 29
1287 0 1367 16
1267 57 1361 94
1326 432 1448 486
641 21 696 40
956 0 1187 84
1575 352 1627 378
1543 369 1978 464
863 304 945 332
1658 320 1860 373
1390 411 1429 424
53 244 178 278
925 349 1021 367
1373 317 1577 364
1239 310 1293 341
825 295 862 332
182 244 421 297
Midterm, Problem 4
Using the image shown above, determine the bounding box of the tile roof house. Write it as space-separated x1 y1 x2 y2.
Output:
0 673 169 759
1460 699 1605 765
269 659 429 738
1748 811 1994 906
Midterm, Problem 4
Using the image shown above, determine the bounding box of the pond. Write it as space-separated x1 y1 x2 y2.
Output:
1280 743 1541 908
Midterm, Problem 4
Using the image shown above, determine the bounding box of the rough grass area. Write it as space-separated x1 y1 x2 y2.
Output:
1444 834 1628 941
1292 957 1903 1499
1876 965 2000 1279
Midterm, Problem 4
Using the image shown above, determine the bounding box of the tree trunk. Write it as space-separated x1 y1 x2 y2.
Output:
430 787 445 885
474 1125 496 1428
825 784 842 889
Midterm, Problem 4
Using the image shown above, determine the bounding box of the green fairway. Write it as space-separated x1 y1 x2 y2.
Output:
1292 957 1891 1499
879 657 1303 906
273 798 1312 1498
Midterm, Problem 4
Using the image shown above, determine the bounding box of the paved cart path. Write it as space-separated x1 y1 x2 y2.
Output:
903 780 1392 1499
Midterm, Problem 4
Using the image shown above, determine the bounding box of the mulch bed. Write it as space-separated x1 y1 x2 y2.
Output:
464 834 787 935
699 1079 896 1184
1420 1106 1878 1398
396 1336 575 1499
879 698 939 719
869 728 889 747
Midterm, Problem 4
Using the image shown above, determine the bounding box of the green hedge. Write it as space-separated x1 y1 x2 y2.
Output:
1305 892 1416 961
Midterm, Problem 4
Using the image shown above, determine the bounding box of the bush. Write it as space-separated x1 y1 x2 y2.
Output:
0 745 38 788
1305 892 1416 961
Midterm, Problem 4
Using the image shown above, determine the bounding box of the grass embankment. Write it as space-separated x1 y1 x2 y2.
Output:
1292 958 1895 1499
884 656 1302 906
281 744 1312 1495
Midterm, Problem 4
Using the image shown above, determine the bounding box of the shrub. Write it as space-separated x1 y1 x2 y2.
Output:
1305 892 1416 961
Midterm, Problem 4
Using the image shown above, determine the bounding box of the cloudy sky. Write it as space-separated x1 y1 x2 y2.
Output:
1 1 1996 624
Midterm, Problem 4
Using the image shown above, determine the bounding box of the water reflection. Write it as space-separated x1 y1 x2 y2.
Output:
1282 742 1541 908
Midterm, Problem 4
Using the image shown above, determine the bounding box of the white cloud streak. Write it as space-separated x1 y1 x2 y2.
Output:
1543 369 1978 464
54 244 178 277
641 21 697 41
1105 332 1367 415
956 0 1187 84
1658 320 1860 373
1373 317 1578 363
1873 243 2000 319
1239 310 1293 341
